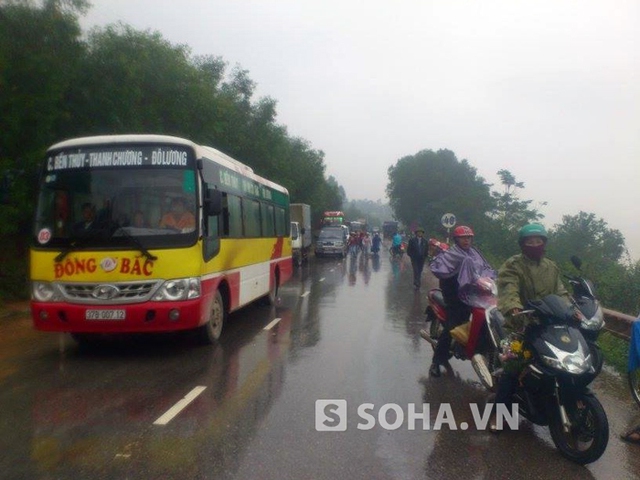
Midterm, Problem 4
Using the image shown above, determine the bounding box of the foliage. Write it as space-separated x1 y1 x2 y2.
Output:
343 199 393 229
386 149 493 237
598 331 630 375
0 0 86 235
385 145 640 317
486 169 546 257
0 0 345 299
548 211 626 265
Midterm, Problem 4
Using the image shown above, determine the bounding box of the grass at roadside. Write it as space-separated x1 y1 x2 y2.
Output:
600 330 630 375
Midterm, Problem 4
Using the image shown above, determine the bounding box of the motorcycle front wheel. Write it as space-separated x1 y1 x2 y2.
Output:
629 368 640 408
548 393 609 465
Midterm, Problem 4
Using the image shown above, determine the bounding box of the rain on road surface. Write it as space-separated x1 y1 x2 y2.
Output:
0 249 639 479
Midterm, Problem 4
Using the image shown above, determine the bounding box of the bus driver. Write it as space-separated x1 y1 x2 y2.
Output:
159 197 195 231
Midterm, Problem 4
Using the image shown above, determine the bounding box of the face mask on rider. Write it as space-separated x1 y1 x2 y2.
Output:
522 244 545 261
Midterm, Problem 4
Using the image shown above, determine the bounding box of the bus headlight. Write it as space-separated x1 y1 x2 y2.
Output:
153 278 201 301
31 281 62 302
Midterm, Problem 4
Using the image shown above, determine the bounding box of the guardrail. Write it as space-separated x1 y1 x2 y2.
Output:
603 308 637 341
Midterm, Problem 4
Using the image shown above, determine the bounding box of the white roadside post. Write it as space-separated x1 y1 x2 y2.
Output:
440 213 457 244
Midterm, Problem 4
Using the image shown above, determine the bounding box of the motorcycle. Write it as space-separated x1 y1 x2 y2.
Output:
420 276 505 391
508 294 609 465
389 242 406 260
565 255 605 378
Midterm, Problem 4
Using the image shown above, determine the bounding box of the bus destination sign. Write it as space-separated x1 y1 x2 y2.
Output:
46 147 192 172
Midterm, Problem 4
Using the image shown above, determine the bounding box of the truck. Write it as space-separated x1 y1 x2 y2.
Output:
349 218 367 234
290 203 312 266
382 220 399 239
321 210 345 227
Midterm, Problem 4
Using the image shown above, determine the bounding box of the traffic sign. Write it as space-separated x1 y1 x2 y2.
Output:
441 213 456 229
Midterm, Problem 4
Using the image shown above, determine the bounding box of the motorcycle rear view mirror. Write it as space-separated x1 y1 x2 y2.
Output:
570 255 582 270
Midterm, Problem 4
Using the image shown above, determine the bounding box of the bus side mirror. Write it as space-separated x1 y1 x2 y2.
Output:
204 188 222 216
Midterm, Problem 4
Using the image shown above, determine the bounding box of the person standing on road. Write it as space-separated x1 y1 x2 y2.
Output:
371 232 382 255
407 227 429 289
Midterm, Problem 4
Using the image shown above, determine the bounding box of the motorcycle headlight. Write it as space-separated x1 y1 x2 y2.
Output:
153 278 201 301
541 342 590 375
31 281 63 302
581 305 604 331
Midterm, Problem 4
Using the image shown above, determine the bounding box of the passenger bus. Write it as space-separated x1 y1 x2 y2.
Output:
30 134 292 345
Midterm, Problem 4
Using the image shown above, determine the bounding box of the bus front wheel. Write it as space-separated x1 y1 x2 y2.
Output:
197 290 226 344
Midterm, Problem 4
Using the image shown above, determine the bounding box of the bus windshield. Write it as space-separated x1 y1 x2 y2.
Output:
33 146 198 250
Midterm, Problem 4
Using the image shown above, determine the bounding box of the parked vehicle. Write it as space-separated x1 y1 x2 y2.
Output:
349 219 367 234
290 203 312 266
565 255 605 377
382 220 399 239
508 295 609 465
321 210 345 227
314 226 348 258
420 276 505 391
29 135 293 346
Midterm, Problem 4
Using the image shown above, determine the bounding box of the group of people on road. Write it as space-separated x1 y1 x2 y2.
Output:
415 222 640 440
347 230 383 258
410 222 586 432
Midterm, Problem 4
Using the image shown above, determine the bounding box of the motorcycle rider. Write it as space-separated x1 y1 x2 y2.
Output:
429 225 496 377
492 223 572 431
391 230 403 256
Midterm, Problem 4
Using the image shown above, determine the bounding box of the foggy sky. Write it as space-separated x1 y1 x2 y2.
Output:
81 0 640 259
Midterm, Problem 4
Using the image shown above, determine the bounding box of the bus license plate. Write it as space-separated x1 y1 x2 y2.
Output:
85 309 126 320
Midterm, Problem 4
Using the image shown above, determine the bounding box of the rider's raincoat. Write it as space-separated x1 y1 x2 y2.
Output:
430 245 496 304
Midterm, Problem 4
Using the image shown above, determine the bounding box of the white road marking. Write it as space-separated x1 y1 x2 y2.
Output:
264 318 282 330
319 277 325 282
301 291 310 297
153 386 207 426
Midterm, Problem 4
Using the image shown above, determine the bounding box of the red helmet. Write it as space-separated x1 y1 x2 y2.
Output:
453 225 474 237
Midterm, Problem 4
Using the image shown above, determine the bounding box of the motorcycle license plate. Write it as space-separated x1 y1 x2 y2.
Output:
85 309 126 320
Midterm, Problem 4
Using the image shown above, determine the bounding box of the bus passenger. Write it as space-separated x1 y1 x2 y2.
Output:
132 211 148 228
159 197 195 231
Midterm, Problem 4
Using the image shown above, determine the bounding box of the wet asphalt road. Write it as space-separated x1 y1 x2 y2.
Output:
1 250 639 479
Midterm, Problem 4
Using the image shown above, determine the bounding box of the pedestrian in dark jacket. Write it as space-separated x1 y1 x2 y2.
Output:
407 227 429 289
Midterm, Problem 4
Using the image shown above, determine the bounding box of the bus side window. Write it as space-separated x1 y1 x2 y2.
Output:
262 203 275 237
224 194 242 237
244 198 261 237
275 207 286 236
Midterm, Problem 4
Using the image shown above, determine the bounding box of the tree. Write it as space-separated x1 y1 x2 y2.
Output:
386 149 493 236
490 169 545 231
485 169 547 259
0 1 346 298
548 211 626 266
0 0 86 234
